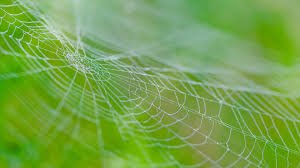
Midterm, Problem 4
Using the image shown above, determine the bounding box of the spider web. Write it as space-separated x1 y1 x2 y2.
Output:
0 0 300 167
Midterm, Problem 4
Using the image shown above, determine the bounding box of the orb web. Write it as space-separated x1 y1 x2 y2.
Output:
0 0 300 167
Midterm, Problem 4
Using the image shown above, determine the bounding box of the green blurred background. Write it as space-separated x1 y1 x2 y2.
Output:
0 0 300 167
